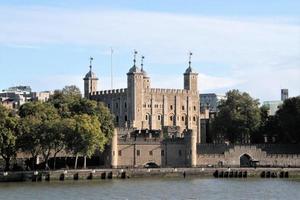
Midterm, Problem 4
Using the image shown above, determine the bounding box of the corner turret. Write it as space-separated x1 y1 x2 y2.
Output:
184 52 198 91
83 57 98 98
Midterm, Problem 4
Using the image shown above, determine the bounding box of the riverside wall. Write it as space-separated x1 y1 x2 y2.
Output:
1 167 300 182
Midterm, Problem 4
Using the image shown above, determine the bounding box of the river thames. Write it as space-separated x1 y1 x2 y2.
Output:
0 178 299 200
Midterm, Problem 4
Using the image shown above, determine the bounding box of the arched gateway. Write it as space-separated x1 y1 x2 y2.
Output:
240 154 252 167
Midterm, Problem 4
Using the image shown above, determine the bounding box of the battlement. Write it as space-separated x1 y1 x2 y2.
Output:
91 88 127 96
145 88 198 95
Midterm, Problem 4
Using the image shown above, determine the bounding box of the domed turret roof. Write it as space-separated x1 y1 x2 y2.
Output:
184 66 197 74
128 65 141 73
84 70 97 79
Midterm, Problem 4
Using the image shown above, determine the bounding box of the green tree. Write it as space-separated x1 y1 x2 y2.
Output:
48 85 82 118
212 90 261 144
69 99 114 140
39 119 68 170
276 97 300 143
62 85 82 99
65 114 107 169
0 105 19 171
18 102 59 169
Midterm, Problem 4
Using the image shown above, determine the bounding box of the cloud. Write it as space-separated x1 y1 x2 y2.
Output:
0 5 299 101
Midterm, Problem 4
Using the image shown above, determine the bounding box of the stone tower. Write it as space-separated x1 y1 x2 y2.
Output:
141 56 151 89
83 57 98 98
127 51 144 128
184 52 198 91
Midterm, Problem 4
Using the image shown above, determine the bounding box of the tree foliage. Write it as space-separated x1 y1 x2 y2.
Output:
0 105 19 170
212 90 261 144
276 97 300 143
18 101 60 169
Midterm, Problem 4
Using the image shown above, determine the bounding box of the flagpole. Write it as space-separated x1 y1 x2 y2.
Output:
111 47 113 89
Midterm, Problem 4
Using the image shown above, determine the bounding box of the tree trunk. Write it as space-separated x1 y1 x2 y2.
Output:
74 154 78 169
32 155 36 170
83 156 87 169
45 156 49 170
53 154 57 170
4 157 10 171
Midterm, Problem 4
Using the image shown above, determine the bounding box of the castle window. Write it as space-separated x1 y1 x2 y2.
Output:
137 150 140 156
143 104 146 108
149 151 153 156
115 103 119 109
193 116 196 121
170 116 173 121
158 115 161 120
181 116 184 121
170 105 173 110
118 150 122 156
194 106 196 111
124 102 127 108
145 115 148 120
161 150 165 156
116 116 119 123
125 115 128 122
178 150 182 156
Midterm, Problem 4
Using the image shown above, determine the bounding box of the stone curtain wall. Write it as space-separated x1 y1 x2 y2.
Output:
197 145 300 167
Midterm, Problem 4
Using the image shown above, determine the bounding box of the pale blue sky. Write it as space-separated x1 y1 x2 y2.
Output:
0 0 299 102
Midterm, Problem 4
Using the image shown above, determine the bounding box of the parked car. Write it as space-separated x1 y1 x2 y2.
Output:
144 162 159 168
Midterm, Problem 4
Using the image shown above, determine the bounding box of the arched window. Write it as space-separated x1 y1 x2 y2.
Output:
170 116 173 121
116 116 119 123
145 115 148 120
193 116 196 121
124 115 128 122
170 105 173 110
158 115 161 120
124 102 127 108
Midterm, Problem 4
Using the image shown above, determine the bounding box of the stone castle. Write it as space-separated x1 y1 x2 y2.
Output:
84 52 300 168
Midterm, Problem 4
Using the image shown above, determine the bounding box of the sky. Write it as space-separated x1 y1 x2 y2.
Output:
0 0 299 102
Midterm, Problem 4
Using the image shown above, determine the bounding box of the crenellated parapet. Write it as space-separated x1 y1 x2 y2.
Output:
144 88 198 95
90 88 128 97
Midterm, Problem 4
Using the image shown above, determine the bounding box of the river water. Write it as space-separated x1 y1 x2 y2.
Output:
0 177 299 200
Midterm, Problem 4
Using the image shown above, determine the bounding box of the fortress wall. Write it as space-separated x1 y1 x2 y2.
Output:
117 143 162 167
141 88 200 133
163 143 187 167
144 88 198 95
90 89 128 127
91 88 127 96
197 145 300 167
